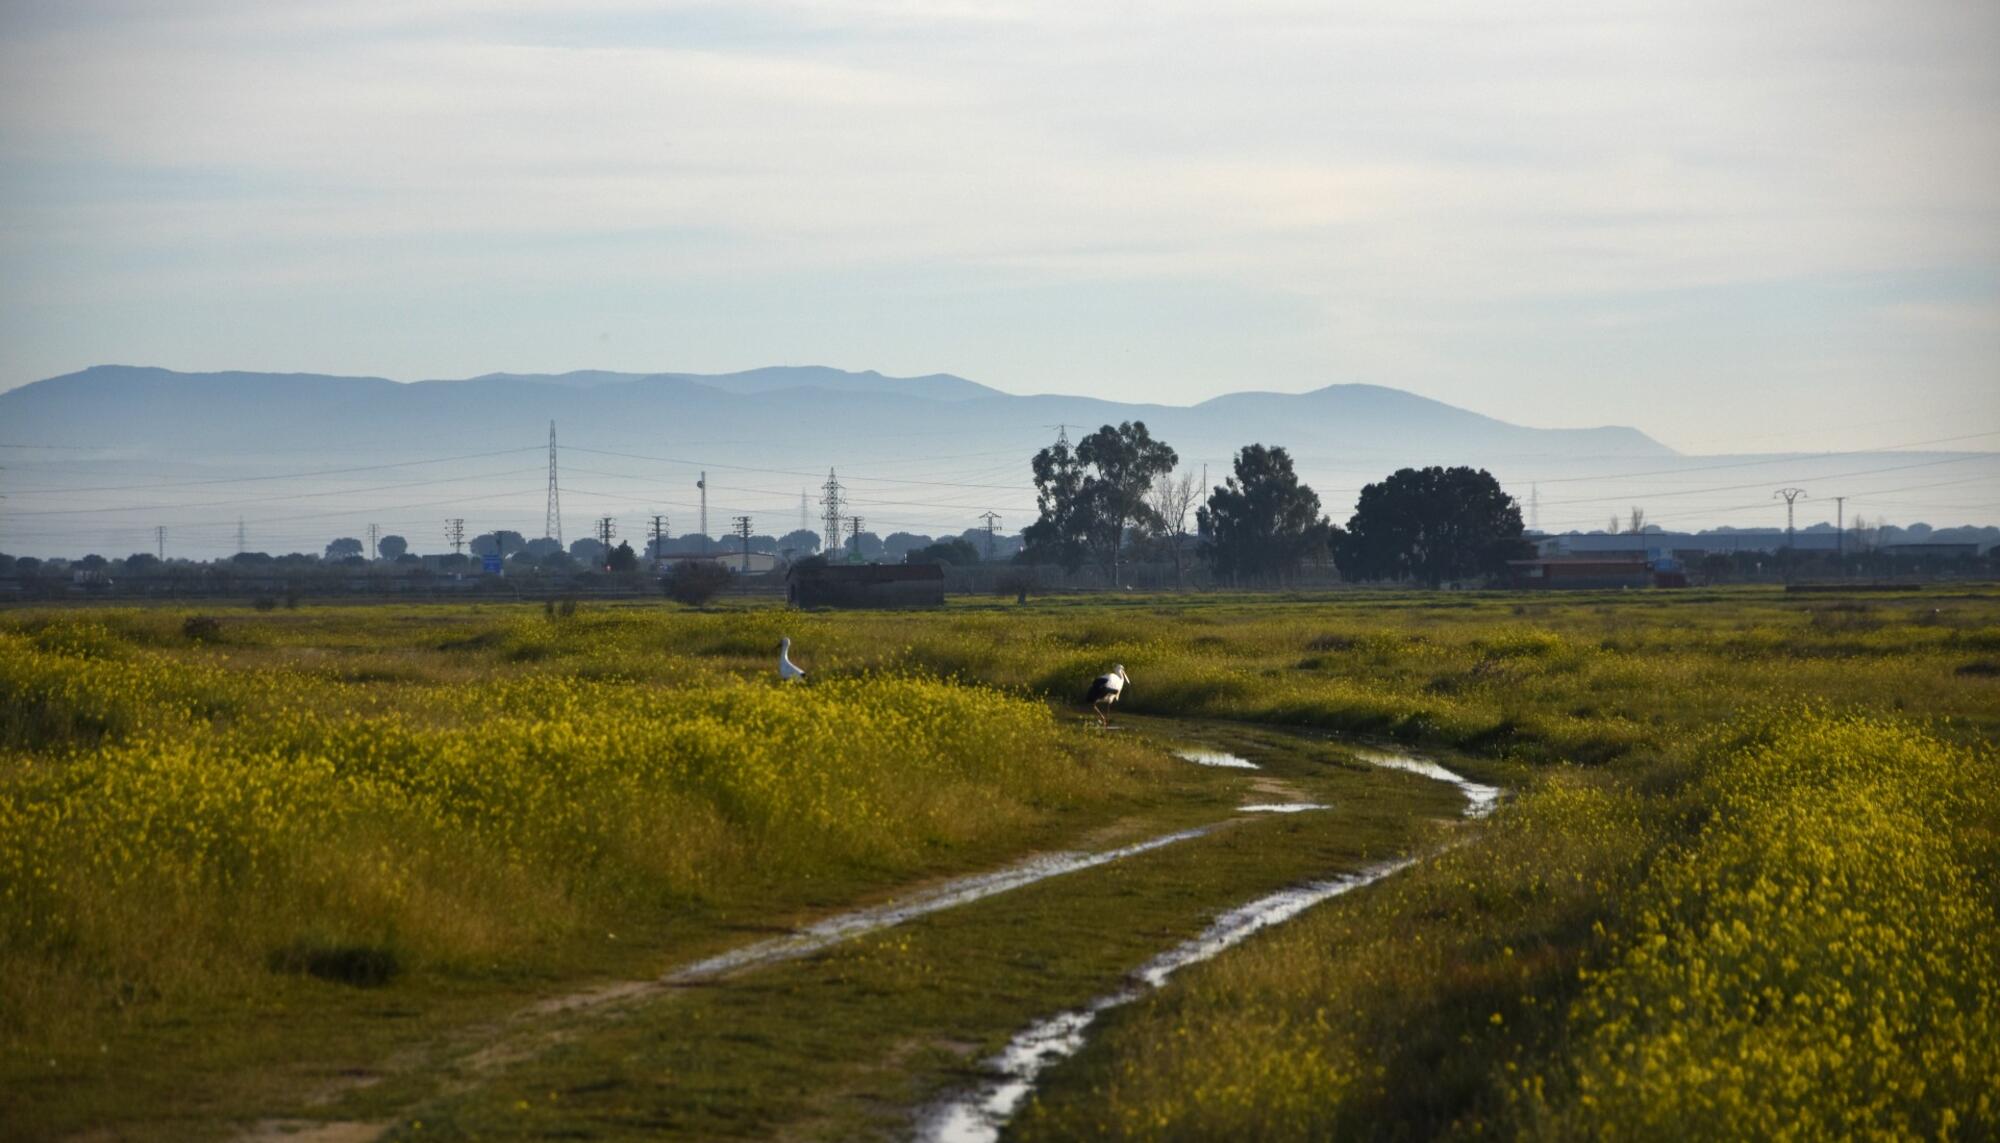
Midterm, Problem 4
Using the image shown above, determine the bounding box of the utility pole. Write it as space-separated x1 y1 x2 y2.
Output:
237 516 246 555
733 515 753 573
545 421 563 545
1773 488 1808 548
846 515 864 562
596 515 616 570
696 472 708 551
367 523 380 563
1529 484 1541 533
979 511 1001 561
819 468 845 555
1833 496 1846 565
649 514 668 560
1774 487 1807 583
445 517 466 554
156 525 166 561
800 490 810 533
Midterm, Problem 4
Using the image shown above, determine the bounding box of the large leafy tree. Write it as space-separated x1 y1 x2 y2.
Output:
1023 422 1178 580
1197 445 1335 584
1339 466 1531 586
1022 432 1092 571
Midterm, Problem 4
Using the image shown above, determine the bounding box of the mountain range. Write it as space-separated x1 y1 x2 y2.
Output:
0 364 1672 464
9 364 1988 558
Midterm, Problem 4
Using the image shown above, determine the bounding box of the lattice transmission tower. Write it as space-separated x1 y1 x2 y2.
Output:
545 421 563 545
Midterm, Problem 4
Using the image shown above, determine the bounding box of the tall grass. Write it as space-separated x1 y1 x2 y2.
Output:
0 613 1164 1056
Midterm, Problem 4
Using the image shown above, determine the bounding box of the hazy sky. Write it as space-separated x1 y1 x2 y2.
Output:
2 0 1997 454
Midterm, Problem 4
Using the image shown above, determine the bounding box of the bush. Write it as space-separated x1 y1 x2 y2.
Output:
665 561 733 606
995 567 1040 604
182 616 223 643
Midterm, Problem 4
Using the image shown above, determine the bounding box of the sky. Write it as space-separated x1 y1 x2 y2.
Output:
1 0 1997 457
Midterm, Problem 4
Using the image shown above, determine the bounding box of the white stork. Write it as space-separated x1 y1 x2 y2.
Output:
778 637 807 683
1085 664 1129 725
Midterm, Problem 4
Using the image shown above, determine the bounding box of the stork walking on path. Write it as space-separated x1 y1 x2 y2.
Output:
778 637 807 683
1085 664 1128 726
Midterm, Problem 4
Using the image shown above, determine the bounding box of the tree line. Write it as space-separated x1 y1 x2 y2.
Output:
1020 421 1532 587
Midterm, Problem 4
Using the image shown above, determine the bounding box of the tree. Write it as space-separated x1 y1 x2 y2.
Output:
881 532 932 559
778 529 822 556
524 536 564 558
123 552 161 574
845 531 883 561
1196 446 1333 584
1022 432 1092 571
906 538 981 566
324 538 363 561
470 530 526 558
77 553 109 571
1023 422 1178 581
1339 466 1531 587
1147 469 1200 589
664 560 732 606
377 534 408 559
568 537 607 564
1076 422 1178 583
607 540 639 573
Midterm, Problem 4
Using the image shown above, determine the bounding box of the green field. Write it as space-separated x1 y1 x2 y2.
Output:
3 588 1997 1139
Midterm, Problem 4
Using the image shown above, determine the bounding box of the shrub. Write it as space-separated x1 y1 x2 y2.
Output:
665 561 732 606
182 616 223 643
995 567 1039 604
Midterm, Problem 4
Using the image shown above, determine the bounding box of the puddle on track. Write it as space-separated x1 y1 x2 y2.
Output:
1351 747 1502 818
1237 802 1329 814
532 826 1218 1017
1173 749 1259 769
918 746 1497 1142
918 859 1415 1143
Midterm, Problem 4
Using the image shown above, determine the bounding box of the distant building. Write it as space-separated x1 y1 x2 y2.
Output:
656 552 782 575
1878 542 1981 560
786 563 944 609
1507 558 1655 590
1536 530 1841 557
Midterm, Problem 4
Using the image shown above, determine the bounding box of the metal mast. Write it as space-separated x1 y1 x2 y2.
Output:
819 469 844 555
545 421 563 545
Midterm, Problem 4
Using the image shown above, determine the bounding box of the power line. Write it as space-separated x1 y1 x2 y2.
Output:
1 445 545 495
1521 429 2000 487
0 465 545 517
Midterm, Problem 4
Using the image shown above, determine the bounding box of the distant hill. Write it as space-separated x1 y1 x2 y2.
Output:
0 364 1674 464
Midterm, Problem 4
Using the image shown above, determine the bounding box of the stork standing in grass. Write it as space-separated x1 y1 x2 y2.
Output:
778 637 807 683
1085 664 1129 726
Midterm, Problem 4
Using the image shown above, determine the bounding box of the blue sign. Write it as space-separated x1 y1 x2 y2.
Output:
481 554 503 574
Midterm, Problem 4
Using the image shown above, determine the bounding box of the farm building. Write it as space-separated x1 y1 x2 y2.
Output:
786 563 945 609
1506 558 1657 590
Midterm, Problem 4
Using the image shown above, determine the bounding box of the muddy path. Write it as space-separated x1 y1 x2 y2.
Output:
237 720 1498 1142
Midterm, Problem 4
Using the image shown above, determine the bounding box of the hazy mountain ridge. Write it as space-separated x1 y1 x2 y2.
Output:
1 364 1675 462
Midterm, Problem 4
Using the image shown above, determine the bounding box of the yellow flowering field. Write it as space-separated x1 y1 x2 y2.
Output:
0 607 1167 1065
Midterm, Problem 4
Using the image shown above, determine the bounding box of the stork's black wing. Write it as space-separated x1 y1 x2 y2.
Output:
1085 675 1117 703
